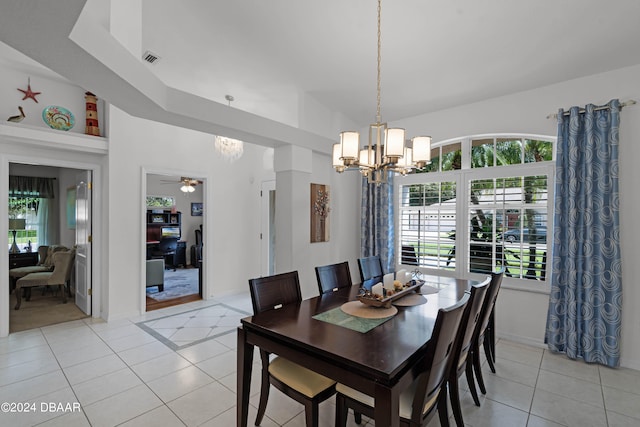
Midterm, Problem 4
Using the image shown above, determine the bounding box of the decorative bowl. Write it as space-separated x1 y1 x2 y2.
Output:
357 280 424 309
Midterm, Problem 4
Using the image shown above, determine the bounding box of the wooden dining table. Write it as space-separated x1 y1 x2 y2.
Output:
236 274 477 427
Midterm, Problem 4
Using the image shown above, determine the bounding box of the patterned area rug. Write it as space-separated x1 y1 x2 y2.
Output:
146 268 199 301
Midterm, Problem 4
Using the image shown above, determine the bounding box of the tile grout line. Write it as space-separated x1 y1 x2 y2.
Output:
38 324 92 426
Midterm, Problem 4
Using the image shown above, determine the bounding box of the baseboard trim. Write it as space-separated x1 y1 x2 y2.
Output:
497 332 546 349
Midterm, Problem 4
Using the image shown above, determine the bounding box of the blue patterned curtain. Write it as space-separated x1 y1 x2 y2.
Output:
361 172 395 273
545 99 622 368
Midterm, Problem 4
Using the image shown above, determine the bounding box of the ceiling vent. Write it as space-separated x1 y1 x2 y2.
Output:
142 50 160 64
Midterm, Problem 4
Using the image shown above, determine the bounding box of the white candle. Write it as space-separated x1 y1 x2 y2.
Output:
371 283 384 297
383 273 394 290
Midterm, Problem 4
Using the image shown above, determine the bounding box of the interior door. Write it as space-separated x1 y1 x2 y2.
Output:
75 171 92 314
261 180 276 276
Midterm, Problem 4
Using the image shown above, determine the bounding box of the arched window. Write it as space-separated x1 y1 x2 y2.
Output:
396 134 555 291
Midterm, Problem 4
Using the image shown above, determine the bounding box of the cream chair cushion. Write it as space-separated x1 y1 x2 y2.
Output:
268 357 336 398
336 381 440 419
9 265 49 280
9 245 54 281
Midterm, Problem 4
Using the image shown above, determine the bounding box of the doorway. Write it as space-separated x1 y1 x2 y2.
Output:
145 173 204 311
261 180 276 276
8 163 93 332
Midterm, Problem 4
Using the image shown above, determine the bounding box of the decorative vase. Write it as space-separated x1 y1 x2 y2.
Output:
316 218 325 242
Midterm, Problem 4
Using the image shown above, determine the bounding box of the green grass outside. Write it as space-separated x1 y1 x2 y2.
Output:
405 240 547 280
7 230 38 245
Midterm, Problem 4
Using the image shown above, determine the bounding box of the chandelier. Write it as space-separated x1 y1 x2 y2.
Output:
214 135 244 162
333 0 431 184
214 95 244 162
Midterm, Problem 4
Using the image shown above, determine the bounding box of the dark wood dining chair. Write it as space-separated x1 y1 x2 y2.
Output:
466 270 504 406
248 271 336 427
357 255 383 282
315 261 352 295
334 292 470 427
447 276 491 427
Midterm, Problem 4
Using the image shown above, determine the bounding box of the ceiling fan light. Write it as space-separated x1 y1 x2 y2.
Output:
180 184 191 193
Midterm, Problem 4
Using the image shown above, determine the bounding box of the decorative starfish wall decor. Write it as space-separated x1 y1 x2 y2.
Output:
17 77 41 103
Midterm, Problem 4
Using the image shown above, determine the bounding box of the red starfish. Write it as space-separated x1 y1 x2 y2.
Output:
18 78 41 103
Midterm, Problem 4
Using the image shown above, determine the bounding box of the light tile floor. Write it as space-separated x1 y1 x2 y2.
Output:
1 292 639 426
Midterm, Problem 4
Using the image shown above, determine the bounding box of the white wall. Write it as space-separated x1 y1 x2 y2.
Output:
286 151 361 299
298 91 361 141
0 52 364 331
272 143 362 299
106 106 362 317
305 152 361 294
106 106 275 319
393 64 640 370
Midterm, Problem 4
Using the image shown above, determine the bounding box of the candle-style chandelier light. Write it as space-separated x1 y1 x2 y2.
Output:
333 0 431 184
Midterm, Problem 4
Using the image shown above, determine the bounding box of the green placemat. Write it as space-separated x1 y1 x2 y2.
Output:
313 306 395 333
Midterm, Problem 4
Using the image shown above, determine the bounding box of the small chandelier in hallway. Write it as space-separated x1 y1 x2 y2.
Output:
214 95 244 162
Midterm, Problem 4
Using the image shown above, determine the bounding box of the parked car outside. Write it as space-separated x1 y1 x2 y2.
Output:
502 226 547 243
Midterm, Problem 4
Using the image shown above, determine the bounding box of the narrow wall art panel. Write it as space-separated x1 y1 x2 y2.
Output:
310 183 330 243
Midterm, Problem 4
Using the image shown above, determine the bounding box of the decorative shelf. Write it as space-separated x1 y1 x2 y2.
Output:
0 122 108 154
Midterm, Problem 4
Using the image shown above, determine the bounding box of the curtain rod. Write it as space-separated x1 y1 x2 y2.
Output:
546 99 636 119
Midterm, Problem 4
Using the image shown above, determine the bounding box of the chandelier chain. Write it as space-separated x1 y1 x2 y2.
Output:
376 0 382 124
333 0 432 184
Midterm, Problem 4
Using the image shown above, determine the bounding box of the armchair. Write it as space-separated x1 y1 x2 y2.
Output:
9 245 68 293
14 250 75 309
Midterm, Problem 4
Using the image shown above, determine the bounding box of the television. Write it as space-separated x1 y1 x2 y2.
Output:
161 226 181 239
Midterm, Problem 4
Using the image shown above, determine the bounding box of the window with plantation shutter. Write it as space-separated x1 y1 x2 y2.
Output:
396 135 555 291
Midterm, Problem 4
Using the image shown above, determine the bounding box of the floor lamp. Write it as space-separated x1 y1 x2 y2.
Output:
9 218 26 254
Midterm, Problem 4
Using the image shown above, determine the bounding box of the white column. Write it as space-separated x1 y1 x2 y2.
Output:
274 145 312 273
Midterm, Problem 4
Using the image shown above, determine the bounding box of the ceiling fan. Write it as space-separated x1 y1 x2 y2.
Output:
161 177 203 193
